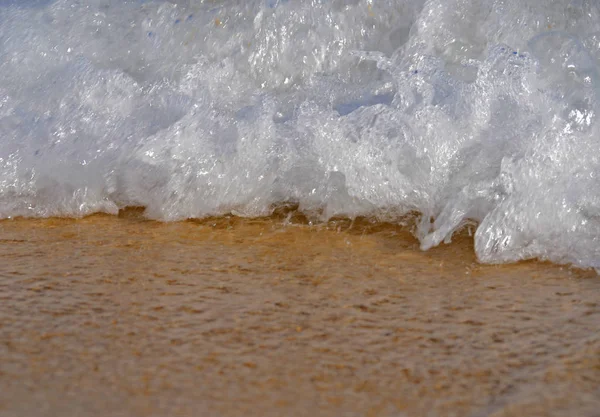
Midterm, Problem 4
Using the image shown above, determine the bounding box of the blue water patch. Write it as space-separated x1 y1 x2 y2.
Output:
334 93 395 116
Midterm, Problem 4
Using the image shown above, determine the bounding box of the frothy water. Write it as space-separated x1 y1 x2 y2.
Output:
1 0 600 269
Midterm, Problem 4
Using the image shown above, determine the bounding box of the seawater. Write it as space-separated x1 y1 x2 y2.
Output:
1 0 600 269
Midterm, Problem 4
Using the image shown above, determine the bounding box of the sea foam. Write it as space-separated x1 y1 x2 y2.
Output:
1 0 600 268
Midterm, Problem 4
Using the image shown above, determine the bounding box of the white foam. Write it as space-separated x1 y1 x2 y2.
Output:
1 0 600 269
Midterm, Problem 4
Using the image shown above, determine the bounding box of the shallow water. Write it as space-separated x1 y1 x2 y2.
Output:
2 0 600 268
1 214 599 416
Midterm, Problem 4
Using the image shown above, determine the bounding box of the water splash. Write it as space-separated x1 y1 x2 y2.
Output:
1 0 600 269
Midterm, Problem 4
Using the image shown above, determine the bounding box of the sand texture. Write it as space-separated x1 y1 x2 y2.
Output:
1 213 599 417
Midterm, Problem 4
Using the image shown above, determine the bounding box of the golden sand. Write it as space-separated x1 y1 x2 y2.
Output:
0 211 599 416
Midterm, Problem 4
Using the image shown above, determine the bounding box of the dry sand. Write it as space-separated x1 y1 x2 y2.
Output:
1 211 599 417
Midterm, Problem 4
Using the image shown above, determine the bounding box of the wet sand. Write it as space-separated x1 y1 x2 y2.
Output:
1 212 599 417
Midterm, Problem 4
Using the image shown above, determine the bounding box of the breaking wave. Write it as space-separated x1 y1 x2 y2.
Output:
1 0 600 268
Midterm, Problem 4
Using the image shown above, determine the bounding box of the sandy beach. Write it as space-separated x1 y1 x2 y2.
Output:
1 211 599 417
